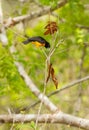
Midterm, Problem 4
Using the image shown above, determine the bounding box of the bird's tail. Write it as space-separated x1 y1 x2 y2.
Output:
22 38 33 44
23 39 29 44
22 35 32 44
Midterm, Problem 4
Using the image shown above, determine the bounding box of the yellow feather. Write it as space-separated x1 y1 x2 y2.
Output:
32 41 45 47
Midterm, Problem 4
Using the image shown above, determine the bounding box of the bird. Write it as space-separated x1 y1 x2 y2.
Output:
22 36 50 48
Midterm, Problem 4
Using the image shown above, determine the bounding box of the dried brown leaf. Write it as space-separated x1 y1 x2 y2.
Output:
46 63 58 89
44 30 50 35
50 65 58 89
44 21 58 35
46 64 52 83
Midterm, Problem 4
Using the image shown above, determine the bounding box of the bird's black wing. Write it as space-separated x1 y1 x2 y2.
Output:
22 36 50 48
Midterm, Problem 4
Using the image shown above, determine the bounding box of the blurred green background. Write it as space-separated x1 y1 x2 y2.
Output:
0 0 89 129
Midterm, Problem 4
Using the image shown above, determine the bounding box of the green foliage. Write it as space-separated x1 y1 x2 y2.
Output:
39 0 58 7
75 28 84 44
30 121 36 130
21 3 29 15
1 0 89 129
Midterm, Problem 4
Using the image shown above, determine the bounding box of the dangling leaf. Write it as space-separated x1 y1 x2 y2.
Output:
46 63 52 83
50 66 58 89
46 63 58 89
44 21 58 35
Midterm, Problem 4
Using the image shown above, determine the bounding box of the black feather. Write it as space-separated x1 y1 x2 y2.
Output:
22 36 50 48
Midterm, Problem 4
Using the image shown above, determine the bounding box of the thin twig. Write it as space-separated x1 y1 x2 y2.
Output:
48 75 89 97
76 24 89 30
3 0 68 29
49 39 64 57
18 75 89 113
35 50 51 130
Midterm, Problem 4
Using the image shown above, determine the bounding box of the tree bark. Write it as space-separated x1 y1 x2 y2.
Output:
0 113 89 130
4 0 68 28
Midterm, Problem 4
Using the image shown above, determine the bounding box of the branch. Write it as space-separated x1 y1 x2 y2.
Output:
0 0 8 45
48 75 89 97
4 0 68 28
76 24 89 30
0 0 58 113
19 75 89 112
0 113 89 129
10 45 58 113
